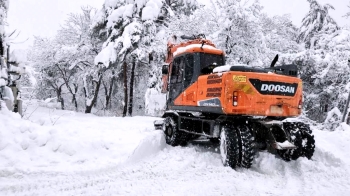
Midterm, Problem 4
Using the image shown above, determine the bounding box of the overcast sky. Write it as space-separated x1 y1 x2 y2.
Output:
260 0 349 27
7 0 105 50
6 0 350 51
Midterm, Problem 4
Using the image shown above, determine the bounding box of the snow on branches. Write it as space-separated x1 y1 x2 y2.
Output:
345 2 350 18
298 0 339 49
25 0 350 126
0 0 8 87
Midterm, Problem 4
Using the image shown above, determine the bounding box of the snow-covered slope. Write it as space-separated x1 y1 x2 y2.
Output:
0 100 160 172
1 100 350 195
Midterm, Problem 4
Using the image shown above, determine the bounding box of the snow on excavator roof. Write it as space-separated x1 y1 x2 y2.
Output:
213 64 248 73
173 44 223 57
213 65 231 73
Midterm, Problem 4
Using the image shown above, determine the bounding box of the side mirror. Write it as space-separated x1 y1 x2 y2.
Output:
162 64 169 75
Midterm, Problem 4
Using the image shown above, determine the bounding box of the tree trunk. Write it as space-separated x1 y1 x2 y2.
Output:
128 59 136 116
70 83 78 111
57 86 65 110
72 94 77 110
56 64 78 111
103 76 115 110
49 82 65 110
103 81 108 110
73 84 78 111
85 74 103 113
122 61 128 117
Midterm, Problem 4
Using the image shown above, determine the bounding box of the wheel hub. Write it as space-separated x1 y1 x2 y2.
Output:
167 127 173 136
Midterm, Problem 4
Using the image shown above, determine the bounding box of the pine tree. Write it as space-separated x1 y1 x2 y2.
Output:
297 0 339 49
345 2 350 18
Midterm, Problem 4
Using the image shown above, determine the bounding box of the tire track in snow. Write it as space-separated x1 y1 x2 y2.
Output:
1 132 350 195
0 131 167 196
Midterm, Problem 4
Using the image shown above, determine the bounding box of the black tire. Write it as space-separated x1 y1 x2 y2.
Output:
209 138 220 144
189 134 201 140
297 122 315 159
277 122 303 161
236 124 255 168
163 116 188 146
220 125 240 168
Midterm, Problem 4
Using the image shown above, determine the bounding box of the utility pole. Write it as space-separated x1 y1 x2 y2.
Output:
342 59 350 123
342 92 350 122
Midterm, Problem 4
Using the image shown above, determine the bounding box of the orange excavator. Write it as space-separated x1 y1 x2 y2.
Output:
154 35 315 169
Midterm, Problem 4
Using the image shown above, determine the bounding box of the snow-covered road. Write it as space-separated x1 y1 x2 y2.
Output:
1 100 350 195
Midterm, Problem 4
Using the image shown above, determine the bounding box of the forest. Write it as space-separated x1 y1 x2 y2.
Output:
2 0 350 129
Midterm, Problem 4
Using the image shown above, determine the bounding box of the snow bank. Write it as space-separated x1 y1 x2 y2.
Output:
127 131 166 163
145 88 166 116
118 125 350 195
0 101 158 172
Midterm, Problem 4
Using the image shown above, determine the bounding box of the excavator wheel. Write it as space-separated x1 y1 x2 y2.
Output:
277 122 303 161
220 125 240 168
296 122 315 159
236 124 255 168
163 116 188 146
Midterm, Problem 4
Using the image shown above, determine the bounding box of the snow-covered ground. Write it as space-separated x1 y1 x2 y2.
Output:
1 100 350 195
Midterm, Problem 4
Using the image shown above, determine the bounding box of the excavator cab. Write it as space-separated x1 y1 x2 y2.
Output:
164 52 224 105
161 35 225 93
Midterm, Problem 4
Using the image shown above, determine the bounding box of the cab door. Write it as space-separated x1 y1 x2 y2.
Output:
168 56 184 105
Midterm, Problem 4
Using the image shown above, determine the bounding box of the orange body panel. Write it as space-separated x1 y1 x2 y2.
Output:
173 71 302 117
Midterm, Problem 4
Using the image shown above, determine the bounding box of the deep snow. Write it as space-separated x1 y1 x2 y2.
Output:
1 100 350 195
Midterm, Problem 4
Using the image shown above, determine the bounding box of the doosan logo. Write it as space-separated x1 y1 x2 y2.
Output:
261 84 295 93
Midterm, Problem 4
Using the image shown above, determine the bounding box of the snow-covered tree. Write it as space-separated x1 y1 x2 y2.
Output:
210 0 264 64
292 26 350 124
170 0 300 67
167 5 219 40
283 1 350 124
345 2 350 18
165 0 198 15
1 1 33 114
56 6 104 113
0 0 8 111
0 0 8 53
93 0 198 116
29 7 104 113
0 0 9 72
259 14 301 56
29 37 66 109
297 0 339 49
